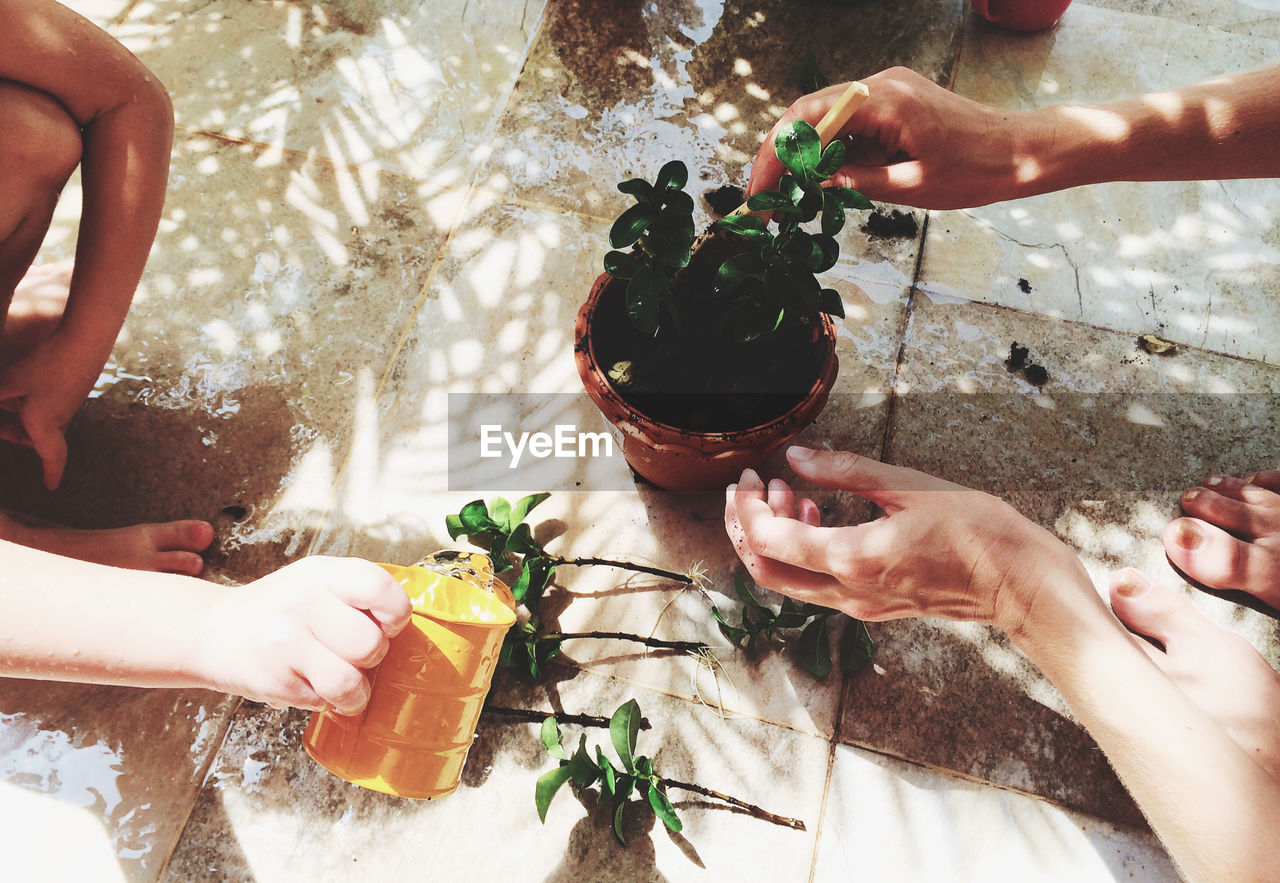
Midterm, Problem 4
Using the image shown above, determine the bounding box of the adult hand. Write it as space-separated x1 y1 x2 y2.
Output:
749 67 1027 210
198 557 413 715
724 446 1084 633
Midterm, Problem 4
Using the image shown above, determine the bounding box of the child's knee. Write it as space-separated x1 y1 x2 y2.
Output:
0 81 83 191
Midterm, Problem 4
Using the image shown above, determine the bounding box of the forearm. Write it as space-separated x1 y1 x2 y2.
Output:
0 539 216 690
1010 571 1280 881
1014 63 1280 196
57 84 174 368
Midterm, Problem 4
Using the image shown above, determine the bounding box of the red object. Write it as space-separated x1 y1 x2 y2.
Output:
574 271 839 492
971 0 1072 32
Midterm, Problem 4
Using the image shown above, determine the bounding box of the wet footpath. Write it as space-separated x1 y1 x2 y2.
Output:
2 0 1278 879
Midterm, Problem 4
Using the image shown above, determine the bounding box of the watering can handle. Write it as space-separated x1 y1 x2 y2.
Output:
729 80 870 218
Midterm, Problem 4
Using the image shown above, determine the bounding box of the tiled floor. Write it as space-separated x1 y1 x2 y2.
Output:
2 0 1278 878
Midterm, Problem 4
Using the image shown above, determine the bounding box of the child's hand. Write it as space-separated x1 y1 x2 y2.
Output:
198 557 414 715
0 335 101 490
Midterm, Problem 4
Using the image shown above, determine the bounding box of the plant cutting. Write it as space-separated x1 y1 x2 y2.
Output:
574 83 872 491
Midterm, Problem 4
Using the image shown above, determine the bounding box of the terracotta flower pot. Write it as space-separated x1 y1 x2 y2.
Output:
574 271 839 492
971 0 1072 32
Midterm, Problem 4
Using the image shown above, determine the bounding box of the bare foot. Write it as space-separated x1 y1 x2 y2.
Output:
1164 471 1280 610
0 509 214 575
1109 568 1280 778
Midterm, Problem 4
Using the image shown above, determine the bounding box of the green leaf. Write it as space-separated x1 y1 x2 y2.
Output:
625 264 667 335
655 159 688 191
713 213 771 243
799 52 829 94
775 120 822 183
647 207 695 269
488 497 512 531
617 178 655 201
634 755 654 778
597 746 616 801
507 492 551 531
512 556 555 606
716 251 766 286
745 191 795 213
817 139 847 177
504 522 542 558
711 607 749 646
840 618 876 672
821 194 847 238
610 699 641 773
568 735 600 789
808 233 840 273
605 250 640 280
444 513 465 540
648 785 683 833
797 618 833 678
456 499 499 535
612 799 628 846
819 288 845 319
535 764 574 823
662 189 695 214
609 203 657 249
735 572 769 609
541 716 567 760
832 186 875 211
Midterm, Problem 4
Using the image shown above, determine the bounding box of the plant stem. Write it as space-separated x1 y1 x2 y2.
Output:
543 554 693 585
546 631 708 653
483 706 651 731
657 777 806 831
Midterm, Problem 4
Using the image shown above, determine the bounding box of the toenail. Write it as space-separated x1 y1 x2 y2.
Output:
1245 473 1258 485
1114 571 1150 598
1174 521 1204 550
1183 489 1200 502
1206 475 1224 486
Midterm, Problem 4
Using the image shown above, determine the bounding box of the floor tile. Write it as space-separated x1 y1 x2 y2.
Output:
838 297 1280 823
163 666 829 879
480 0 964 222
9 132 449 580
114 0 546 184
921 5 1280 363
0 681 237 882
812 744 1176 881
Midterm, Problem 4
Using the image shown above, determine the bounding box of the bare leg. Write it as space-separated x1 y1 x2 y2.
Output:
1110 568 1280 778
1164 472 1280 610
0 80 213 576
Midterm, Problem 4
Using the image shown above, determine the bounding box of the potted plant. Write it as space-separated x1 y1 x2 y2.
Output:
574 115 874 491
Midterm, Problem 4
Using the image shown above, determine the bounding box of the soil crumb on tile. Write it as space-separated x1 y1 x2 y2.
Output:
1004 341 1049 386
1017 277 1032 294
1004 341 1029 371
861 208 919 239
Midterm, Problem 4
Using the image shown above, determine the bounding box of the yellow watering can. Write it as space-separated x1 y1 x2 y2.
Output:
303 552 516 799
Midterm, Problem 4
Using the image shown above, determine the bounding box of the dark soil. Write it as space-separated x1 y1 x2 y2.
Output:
1004 341 1049 386
589 231 827 432
1017 277 1032 294
861 208 919 239
704 185 745 217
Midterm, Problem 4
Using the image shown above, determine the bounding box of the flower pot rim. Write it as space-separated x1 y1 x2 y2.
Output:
574 270 839 442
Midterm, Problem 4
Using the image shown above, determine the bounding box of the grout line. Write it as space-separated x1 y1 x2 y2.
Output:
153 696 245 880
299 0 559 555
875 211 929 464
807 667 848 882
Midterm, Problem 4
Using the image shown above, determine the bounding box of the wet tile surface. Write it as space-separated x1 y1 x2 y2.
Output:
845 296 1280 823
922 4 1280 363
4 0 1275 878
813 744 1176 881
163 667 831 879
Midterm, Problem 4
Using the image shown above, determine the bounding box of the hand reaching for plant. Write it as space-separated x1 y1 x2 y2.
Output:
748 68 1024 211
197 557 413 715
723 446 1088 633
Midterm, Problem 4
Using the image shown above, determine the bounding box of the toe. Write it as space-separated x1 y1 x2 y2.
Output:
1164 517 1280 603
1244 470 1280 494
1180 485 1280 539
1108 568 1203 650
155 550 206 575
157 519 214 553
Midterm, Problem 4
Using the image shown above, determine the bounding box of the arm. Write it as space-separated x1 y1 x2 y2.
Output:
0 541 412 715
0 0 174 488
749 64 1280 210
725 447 1280 881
